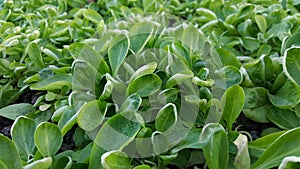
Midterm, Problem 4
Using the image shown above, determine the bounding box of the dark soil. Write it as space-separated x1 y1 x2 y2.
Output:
236 113 277 140
0 116 13 138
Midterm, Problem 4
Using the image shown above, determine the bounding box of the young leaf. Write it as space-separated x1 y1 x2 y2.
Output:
26 42 44 68
200 123 229 169
155 103 178 132
283 46 300 86
83 9 103 24
77 101 107 131
0 134 23 169
101 150 132 169
255 15 267 33
252 127 300 169
222 85 245 131
0 103 35 120
34 122 63 157
108 34 129 75
11 116 36 161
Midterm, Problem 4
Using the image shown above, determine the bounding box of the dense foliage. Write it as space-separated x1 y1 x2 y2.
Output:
1 0 300 168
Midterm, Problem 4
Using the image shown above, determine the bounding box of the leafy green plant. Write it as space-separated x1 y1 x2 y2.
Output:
1 0 300 168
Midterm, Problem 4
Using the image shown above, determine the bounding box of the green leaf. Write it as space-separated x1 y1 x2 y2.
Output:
23 157 52 169
252 127 300 169
11 116 36 161
83 9 103 23
215 65 243 89
155 103 177 132
129 22 153 54
255 15 267 33
120 94 142 112
248 130 287 158
279 156 300 169
129 62 157 82
243 105 271 123
34 122 63 157
127 74 162 97
222 85 245 131
152 131 169 155
0 134 22 169
108 34 129 75
266 106 300 129
233 134 250 169
133 165 151 169
171 128 203 153
200 123 229 169
0 103 35 120
101 151 132 169
94 111 141 151
166 70 194 88
26 42 44 68
181 25 205 55
268 80 300 109
281 32 300 54
89 143 106 169
77 100 107 131
30 74 72 91
283 47 300 86
216 48 241 68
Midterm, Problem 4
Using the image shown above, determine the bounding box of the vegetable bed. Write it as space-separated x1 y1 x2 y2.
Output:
1 0 300 168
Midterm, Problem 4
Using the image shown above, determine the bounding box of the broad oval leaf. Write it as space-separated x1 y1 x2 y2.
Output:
127 74 162 97
83 9 103 24
11 116 36 161
222 85 245 131
0 134 22 169
101 150 132 169
108 34 129 75
30 74 72 90
89 143 106 169
255 15 267 33
281 32 300 54
155 103 178 132
34 122 63 157
120 94 142 112
283 47 300 86
268 80 300 109
94 111 141 151
77 101 107 131
0 103 35 120
200 123 229 169
252 127 300 169
23 157 52 169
